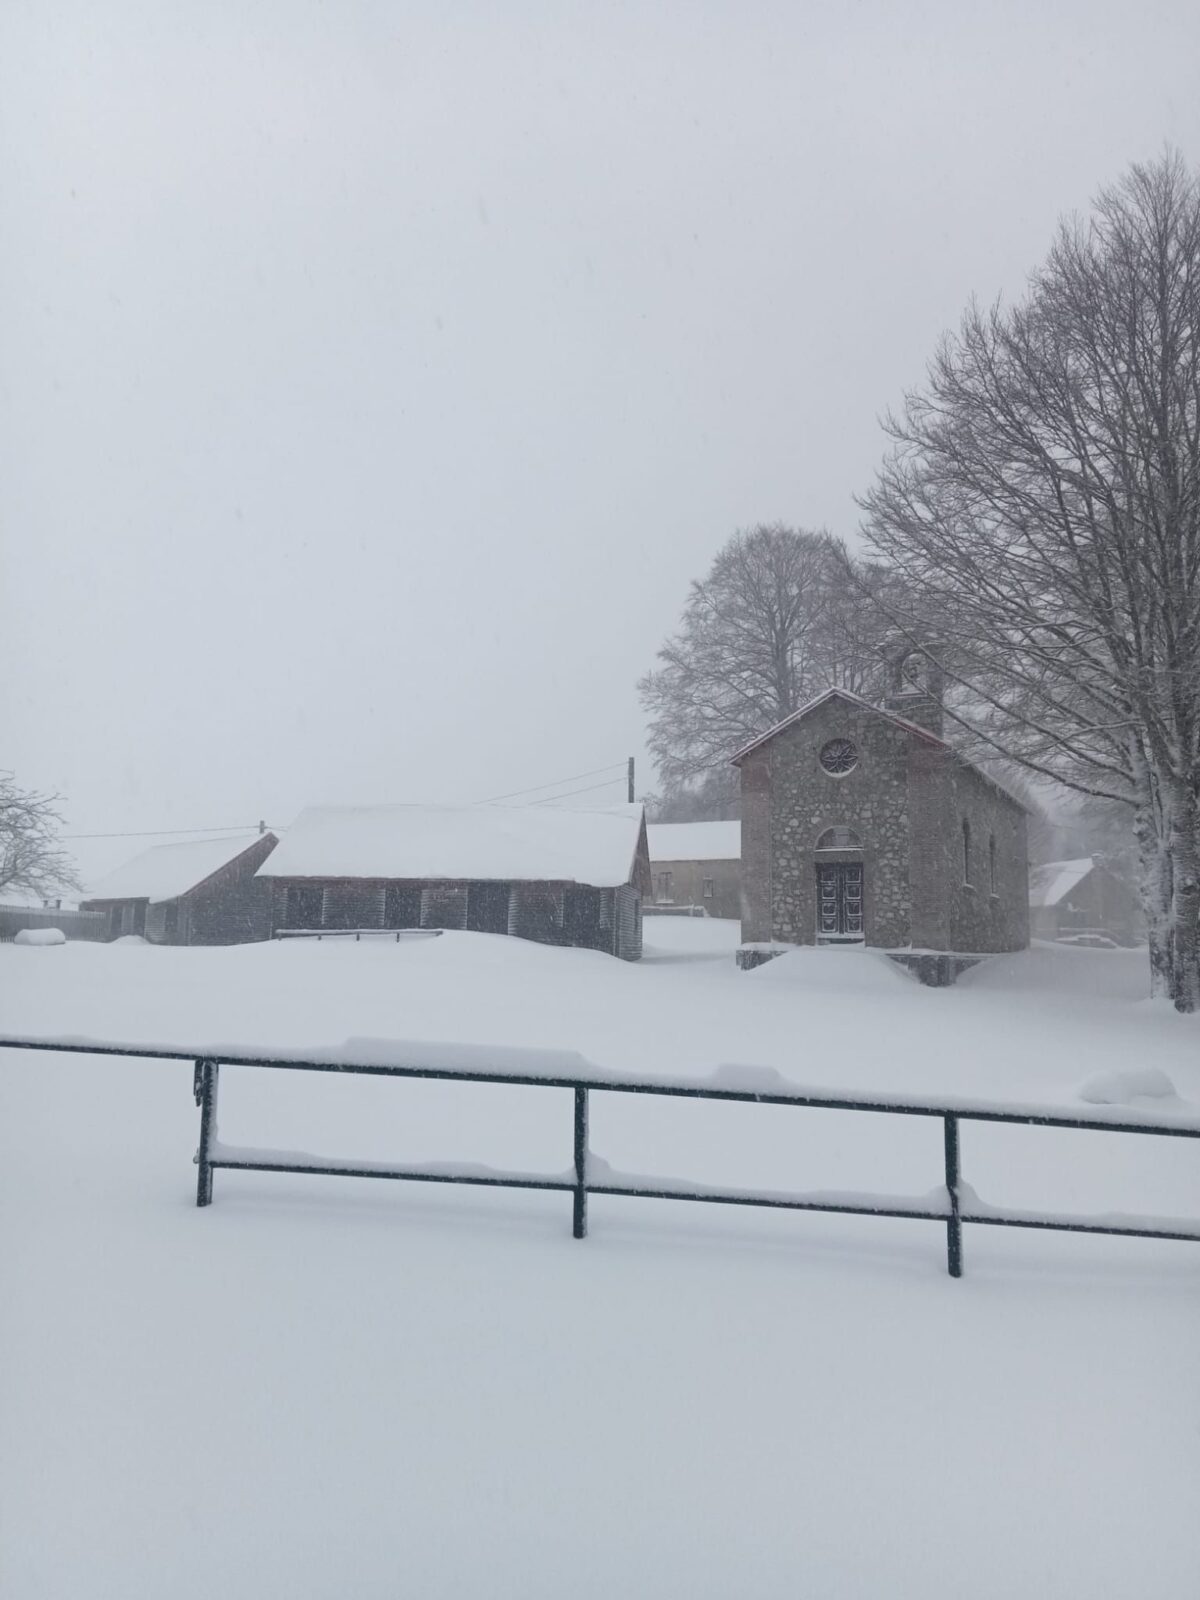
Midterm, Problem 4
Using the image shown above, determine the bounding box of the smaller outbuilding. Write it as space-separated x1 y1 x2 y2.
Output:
257 802 651 960
81 832 279 944
646 821 741 918
0 889 105 943
1028 857 1141 947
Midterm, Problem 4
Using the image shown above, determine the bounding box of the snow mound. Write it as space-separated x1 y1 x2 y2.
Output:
337 1035 591 1079
277 926 620 973
706 1062 791 1092
13 928 66 946
113 935 148 946
959 942 1150 1001
1079 1067 1179 1107
750 944 909 993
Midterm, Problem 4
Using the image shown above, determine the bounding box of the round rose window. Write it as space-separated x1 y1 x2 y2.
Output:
819 737 858 775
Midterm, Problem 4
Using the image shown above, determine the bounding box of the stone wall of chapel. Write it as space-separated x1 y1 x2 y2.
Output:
907 737 954 951
738 748 774 942
946 763 1030 953
762 700 912 947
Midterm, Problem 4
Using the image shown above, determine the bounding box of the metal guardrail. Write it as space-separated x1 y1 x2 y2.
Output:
273 928 444 942
2 1034 1197 1277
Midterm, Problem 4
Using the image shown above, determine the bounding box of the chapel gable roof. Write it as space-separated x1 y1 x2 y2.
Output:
729 687 1027 812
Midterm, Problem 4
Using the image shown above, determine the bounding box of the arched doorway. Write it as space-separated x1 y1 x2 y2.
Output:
814 827 864 941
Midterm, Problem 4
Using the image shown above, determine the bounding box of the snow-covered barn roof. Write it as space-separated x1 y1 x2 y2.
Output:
1028 858 1096 908
647 821 740 863
83 833 272 904
258 804 646 889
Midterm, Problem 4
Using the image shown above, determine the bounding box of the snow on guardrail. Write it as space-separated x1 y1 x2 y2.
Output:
2 1031 1199 1134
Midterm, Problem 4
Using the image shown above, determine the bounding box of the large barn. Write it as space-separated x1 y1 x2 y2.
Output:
256 803 651 960
81 832 279 944
733 682 1029 955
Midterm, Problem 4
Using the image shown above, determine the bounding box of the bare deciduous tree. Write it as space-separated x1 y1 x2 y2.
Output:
643 767 742 824
0 775 80 903
639 524 894 808
860 152 1200 1007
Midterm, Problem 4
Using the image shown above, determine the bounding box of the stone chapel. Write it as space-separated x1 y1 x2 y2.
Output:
732 661 1029 955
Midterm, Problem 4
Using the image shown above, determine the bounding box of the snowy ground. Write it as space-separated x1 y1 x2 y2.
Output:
2 922 1198 1597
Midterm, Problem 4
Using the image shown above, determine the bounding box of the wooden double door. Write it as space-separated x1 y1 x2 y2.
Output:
816 861 864 940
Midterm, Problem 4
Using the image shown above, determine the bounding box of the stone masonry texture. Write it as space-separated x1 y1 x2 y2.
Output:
736 694 1028 954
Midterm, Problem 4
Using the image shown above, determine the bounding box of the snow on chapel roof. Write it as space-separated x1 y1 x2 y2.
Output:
728 686 1027 810
258 803 646 888
729 687 948 762
83 833 271 904
647 821 741 862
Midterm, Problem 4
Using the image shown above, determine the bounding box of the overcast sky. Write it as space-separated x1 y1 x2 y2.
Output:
3 0 1200 881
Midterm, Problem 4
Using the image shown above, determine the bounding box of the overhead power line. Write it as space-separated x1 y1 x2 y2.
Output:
476 761 626 805
62 824 269 841
534 777 633 806
63 761 641 838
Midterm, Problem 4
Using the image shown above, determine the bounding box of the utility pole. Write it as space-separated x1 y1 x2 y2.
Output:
627 756 635 803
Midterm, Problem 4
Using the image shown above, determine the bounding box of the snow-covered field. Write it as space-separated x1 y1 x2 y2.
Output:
2 921 1198 1597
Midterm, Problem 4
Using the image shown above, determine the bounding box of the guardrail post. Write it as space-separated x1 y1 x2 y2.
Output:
196 1059 220 1207
573 1087 589 1239
943 1114 962 1278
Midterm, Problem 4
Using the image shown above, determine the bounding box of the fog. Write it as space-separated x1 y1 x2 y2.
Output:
3 0 1199 880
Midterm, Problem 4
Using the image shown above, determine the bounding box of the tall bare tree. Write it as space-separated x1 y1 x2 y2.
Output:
860 152 1200 1007
643 768 742 824
0 775 80 903
638 524 894 809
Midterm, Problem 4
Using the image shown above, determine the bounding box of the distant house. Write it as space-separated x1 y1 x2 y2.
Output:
256 803 651 960
1029 857 1140 946
646 821 741 918
0 887 80 912
733 678 1029 953
81 832 279 943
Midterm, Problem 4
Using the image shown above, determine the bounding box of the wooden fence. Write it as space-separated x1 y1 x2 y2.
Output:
0 907 108 942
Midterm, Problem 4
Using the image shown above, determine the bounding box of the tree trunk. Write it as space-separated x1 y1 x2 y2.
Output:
1168 781 1200 1013
1135 815 1173 1000
1131 748 1174 1001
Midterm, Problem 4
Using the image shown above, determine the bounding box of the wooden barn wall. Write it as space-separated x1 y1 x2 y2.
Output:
614 883 643 961
177 834 278 945
270 875 644 959
80 900 148 939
